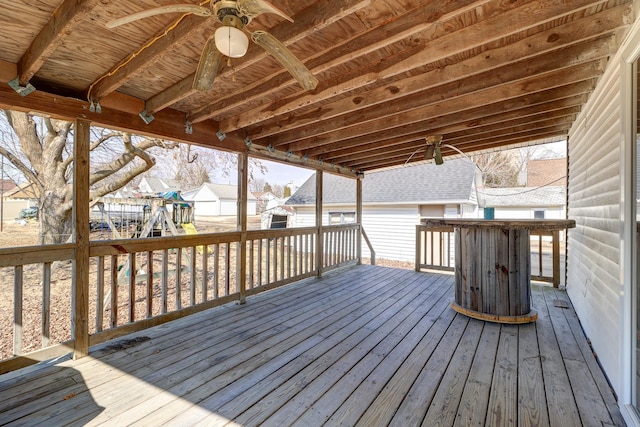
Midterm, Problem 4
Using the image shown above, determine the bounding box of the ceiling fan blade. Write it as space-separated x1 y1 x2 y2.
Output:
237 0 293 22
193 36 223 91
106 5 211 28
251 31 318 91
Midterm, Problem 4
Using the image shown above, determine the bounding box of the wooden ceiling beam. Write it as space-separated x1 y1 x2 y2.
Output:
280 60 604 153
189 0 494 124
0 84 244 153
258 37 612 145
304 94 588 158
90 14 214 99
16 0 102 86
144 0 373 116
222 2 628 134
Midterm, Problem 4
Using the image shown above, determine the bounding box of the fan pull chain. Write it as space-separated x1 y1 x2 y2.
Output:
227 57 237 82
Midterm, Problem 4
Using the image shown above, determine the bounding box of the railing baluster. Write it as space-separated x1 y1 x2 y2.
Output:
110 255 118 328
14 265 23 356
146 251 153 318
202 245 208 302
95 258 103 333
225 243 231 296
129 253 136 323
162 249 168 314
249 239 254 288
213 243 219 299
175 248 182 310
280 236 285 281
190 246 196 306
257 239 262 287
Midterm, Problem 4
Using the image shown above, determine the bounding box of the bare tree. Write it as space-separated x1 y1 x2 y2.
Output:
472 151 520 188
0 110 177 244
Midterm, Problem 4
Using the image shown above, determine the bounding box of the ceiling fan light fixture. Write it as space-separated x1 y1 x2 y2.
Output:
214 25 249 58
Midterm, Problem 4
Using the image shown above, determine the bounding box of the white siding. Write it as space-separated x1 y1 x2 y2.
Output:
493 207 564 219
360 206 420 261
293 205 420 262
566 56 624 395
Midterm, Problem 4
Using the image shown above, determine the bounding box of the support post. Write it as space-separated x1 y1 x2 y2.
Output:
73 119 90 359
237 152 248 304
356 175 363 265
315 170 323 277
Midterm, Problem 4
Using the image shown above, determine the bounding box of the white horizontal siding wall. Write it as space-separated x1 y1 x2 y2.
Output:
567 52 625 396
293 205 421 262
360 206 420 261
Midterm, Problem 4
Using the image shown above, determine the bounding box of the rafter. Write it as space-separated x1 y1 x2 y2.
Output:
221 0 628 134
90 14 214 99
273 60 604 153
256 38 612 146
303 94 589 158
188 0 494 124
17 0 102 86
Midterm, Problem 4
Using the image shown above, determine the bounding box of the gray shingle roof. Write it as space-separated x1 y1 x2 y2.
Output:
478 186 566 207
286 159 477 206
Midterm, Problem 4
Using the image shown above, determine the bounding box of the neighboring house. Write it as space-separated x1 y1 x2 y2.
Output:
286 159 478 262
183 183 257 217
526 157 567 187
0 181 35 220
478 186 566 220
138 177 184 195
253 191 279 214
4 181 39 200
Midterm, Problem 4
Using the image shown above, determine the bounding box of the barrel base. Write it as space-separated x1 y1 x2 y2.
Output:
450 301 538 324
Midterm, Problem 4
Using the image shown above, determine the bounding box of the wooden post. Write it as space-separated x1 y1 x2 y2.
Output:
237 152 248 304
73 119 90 359
356 175 363 265
315 170 323 277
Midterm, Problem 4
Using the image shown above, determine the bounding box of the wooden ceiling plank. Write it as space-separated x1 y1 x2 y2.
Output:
144 0 374 115
378 0 613 81
304 95 588 158
189 0 494 124
257 36 614 144
222 1 629 134
277 59 605 151
17 0 102 86
90 14 215 99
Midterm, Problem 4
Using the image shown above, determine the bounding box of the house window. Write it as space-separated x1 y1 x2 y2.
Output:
533 210 545 219
329 212 356 224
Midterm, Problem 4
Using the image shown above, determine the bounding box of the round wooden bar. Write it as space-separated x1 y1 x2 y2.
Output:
422 219 576 324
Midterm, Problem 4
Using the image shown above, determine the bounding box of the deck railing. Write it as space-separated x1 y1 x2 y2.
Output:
415 224 565 287
0 224 364 373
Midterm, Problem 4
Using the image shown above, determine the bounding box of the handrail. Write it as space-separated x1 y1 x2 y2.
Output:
361 226 376 265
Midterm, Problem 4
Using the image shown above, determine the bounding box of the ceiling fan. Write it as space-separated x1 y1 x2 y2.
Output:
107 0 318 92
424 135 444 165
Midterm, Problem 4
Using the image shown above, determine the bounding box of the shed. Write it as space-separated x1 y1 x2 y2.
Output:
182 183 257 217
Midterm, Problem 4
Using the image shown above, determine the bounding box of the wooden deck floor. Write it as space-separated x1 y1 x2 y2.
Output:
0 265 624 426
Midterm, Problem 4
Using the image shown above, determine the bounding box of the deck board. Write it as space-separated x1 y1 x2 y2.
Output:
0 265 625 426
